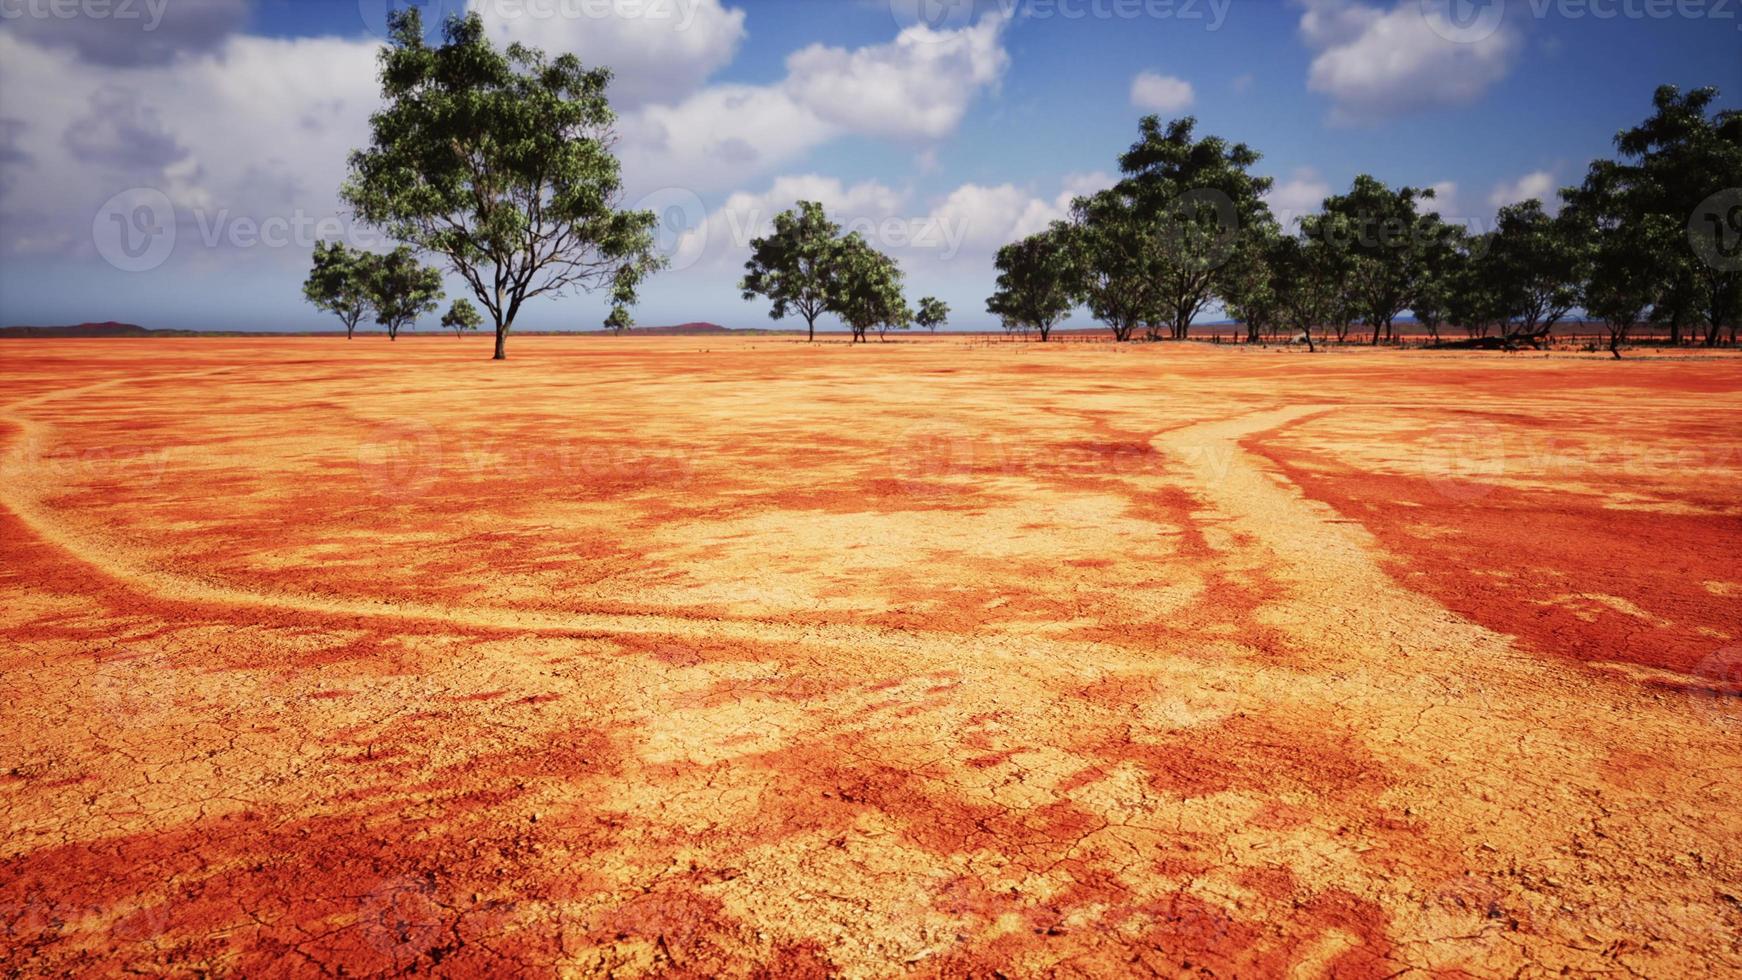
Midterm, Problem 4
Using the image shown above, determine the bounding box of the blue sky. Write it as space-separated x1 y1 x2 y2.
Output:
0 0 1736 331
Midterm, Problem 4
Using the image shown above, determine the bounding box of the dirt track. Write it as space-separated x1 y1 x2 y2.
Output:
1 336 1739 977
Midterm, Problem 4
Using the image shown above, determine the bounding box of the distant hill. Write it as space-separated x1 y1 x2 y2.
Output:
0 321 190 338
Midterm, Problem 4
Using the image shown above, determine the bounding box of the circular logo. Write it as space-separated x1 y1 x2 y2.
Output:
1420 0 1506 44
887 423 979 496
630 187 709 273
1160 188 1240 273
358 0 467 42
1689 646 1742 729
93 187 175 273
355 420 443 497
360 875 447 967
1689 188 1742 273
889 0 979 36
1418 421 1505 502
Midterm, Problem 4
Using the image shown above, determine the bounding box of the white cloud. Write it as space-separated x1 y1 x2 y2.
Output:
1129 72 1195 113
1264 167 1331 227
1488 170 1559 212
1297 0 1521 125
783 14 1010 141
470 0 747 108
1426 179 1460 218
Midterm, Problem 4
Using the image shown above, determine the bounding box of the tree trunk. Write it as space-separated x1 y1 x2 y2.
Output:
805 314 816 342
493 325 507 360
1038 324 1051 342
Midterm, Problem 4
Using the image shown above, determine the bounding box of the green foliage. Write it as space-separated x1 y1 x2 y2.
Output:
1069 190 1161 342
1407 219 1466 342
604 305 634 334
440 297 483 338
985 222 1079 342
364 246 444 340
302 240 373 339
1485 200 1590 344
1113 115 1275 340
829 233 908 343
740 200 845 341
1220 221 1281 343
341 9 662 359
1319 175 1440 343
915 296 950 332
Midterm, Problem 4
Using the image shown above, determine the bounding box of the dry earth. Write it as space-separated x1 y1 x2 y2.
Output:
1 336 1739 977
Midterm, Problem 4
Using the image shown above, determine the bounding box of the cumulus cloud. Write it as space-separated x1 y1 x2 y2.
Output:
783 14 1010 141
470 0 747 108
1129 72 1195 113
0 0 247 67
1488 170 1559 212
1296 0 1521 125
1264 167 1332 227
618 12 1011 194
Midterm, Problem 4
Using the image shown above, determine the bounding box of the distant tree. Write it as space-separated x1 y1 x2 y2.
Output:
1299 211 1360 343
1269 231 1340 353
741 201 845 342
1446 232 1505 339
1069 190 1159 342
1318 175 1438 344
829 234 907 343
985 223 1078 342
1113 115 1274 340
302 240 373 340
365 246 444 341
604 306 633 334
915 296 950 333
343 10 662 360
1486 200 1589 347
1612 85 1742 346
1408 218 1465 344
1220 222 1282 344
440 298 482 339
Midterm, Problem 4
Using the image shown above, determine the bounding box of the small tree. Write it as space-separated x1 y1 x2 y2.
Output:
1221 222 1281 344
830 234 907 344
1070 190 1159 342
441 298 482 339
302 240 372 340
365 246 444 341
604 306 633 334
741 201 845 342
1318 175 1438 345
343 10 662 360
1487 200 1589 347
915 297 949 333
986 223 1078 342
1408 218 1465 344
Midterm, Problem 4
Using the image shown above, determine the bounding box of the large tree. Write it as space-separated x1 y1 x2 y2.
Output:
343 10 662 360
365 246 444 341
985 223 1078 342
1069 190 1160 342
1113 115 1274 341
741 201 845 342
1318 175 1437 345
1613 85 1742 347
829 234 908 344
1563 159 1661 357
1409 218 1466 344
302 240 373 340
1486 199 1589 347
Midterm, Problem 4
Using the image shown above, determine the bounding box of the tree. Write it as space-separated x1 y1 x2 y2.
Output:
985 223 1078 342
741 201 845 342
1563 160 1660 358
1269 231 1340 353
1409 218 1466 344
1613 85 1742 347
343 10 662 360
829 234 907 344
1317 176 1437 345
302 240 373 340
1486 200 1589 347
1220 222 1282 344
1070 190 1159 342
604 306 633 334
1113 115 1274 341
915 296 949 333
440 298 482 339
365 246 444 341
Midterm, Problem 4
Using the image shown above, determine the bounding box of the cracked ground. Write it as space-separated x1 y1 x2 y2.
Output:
1 336 1739 977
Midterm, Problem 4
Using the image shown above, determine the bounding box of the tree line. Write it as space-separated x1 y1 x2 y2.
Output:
304 8 1737 359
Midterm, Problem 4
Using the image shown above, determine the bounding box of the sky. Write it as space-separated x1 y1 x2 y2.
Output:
0 0 1736 332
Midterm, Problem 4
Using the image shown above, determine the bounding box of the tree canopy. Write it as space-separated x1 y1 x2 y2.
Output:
740 201 845 342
